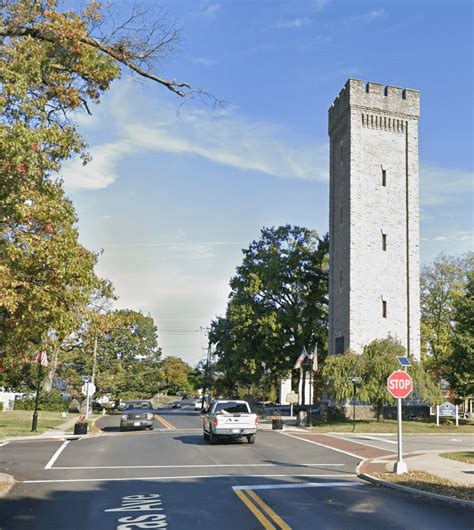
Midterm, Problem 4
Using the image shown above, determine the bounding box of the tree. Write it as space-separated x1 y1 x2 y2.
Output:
1 1 197 378
0 183 112 386
160 356 194 395
210 225 329 396
447 270 474 397
323 339 442 422
92 310 161 397
323 350 362 403
420 253 473 381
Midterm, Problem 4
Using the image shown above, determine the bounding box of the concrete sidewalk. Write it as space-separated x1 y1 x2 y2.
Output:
376 451 474 486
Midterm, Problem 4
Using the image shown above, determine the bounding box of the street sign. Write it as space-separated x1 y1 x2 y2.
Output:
347 376 362 383
439 402 456 417
387 371 413 399
286 391 299 404
81 382 96 396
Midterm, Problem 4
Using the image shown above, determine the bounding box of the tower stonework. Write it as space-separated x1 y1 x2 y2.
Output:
328 79 420 359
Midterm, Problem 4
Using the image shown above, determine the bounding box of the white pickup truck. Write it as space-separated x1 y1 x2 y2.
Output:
202 400 258 444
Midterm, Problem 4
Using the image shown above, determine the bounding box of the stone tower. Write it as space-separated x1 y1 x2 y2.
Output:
328 79 420 359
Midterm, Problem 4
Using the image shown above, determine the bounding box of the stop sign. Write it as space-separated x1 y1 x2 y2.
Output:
387 371 413 399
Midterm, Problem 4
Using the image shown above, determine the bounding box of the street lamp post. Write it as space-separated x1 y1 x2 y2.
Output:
260 362 272 417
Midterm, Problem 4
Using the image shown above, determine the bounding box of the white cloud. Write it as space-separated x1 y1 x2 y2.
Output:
344 9 385 25
61 140 135 191
312 0 329 12
198 1 221 18
275 17 311 30
420 165 473 206
190 56 216 66
60 83 329 191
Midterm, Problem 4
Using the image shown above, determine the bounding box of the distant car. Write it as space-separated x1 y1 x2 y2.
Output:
194 401 202 411
120 400 154 431
172 401 181 409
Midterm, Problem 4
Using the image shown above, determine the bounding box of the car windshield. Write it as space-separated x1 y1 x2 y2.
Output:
125 402 152 410
214 402 249 414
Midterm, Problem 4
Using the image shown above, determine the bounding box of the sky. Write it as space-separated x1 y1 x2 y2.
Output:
62 0 473 367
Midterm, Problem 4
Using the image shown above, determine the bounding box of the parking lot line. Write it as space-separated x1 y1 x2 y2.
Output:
44 440 70 469
154 414 176 430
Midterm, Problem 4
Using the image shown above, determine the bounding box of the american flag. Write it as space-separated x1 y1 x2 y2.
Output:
311 344 318 371
293 346 307 370
34 351 49 368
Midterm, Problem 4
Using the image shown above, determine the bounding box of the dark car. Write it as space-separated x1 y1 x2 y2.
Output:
172 401 181 409
120 400 154 431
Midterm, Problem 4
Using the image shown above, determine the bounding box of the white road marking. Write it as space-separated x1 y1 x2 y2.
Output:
281 432 363 460
23 473 356 484
349 435 397 445
325 434 396 453
233 481 364 491
44 440 70 469
50 463 345 470
0 442 9 448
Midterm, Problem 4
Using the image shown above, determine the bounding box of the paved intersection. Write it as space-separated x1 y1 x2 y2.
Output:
0 405 472 529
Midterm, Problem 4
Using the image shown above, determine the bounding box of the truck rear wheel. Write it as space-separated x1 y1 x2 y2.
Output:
247 434 256 444
209 431 218 445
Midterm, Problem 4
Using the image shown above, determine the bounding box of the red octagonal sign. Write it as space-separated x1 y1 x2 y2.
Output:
387 371 413 399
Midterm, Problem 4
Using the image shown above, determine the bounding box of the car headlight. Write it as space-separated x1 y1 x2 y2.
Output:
146 413 153 420
121 414 128 420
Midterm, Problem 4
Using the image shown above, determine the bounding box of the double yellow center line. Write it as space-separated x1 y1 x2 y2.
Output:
234 488 291 529
154 414 176 430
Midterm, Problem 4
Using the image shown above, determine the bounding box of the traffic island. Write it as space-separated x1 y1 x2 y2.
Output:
372 471 474 502
357 458 474 507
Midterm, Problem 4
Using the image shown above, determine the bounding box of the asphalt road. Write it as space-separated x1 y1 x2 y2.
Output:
0 404 473 529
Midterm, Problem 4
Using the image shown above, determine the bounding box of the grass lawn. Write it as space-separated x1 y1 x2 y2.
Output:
440 451 474 465
309 418 474 434
373 471 473 501
0 410 78 439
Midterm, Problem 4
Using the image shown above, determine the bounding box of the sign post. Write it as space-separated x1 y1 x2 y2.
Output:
81 377 96 420
347 377 362 432
437 402 458 427
387 370 413 475
286 391 299 417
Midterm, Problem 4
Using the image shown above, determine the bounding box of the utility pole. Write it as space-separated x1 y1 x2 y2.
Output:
200 326 211 409
91 335 98 386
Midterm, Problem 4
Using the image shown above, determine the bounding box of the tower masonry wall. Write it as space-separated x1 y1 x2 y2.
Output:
329 79 419 133
328 79 420 359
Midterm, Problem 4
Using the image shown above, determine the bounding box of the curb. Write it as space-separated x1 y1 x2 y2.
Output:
356 459 474 508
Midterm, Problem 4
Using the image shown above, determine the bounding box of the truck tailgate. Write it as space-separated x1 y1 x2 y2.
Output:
215 414 256 428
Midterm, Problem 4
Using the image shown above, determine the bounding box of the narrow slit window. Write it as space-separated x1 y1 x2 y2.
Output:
382 233 387 251
382 169 387 187
382 300 387 318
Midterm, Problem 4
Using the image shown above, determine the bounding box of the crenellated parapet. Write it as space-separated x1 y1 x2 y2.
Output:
328 79 420 133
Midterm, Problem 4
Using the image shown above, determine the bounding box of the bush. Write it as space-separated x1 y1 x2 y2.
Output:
14 389 68 412
68 399 81 413
0 402 3 411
